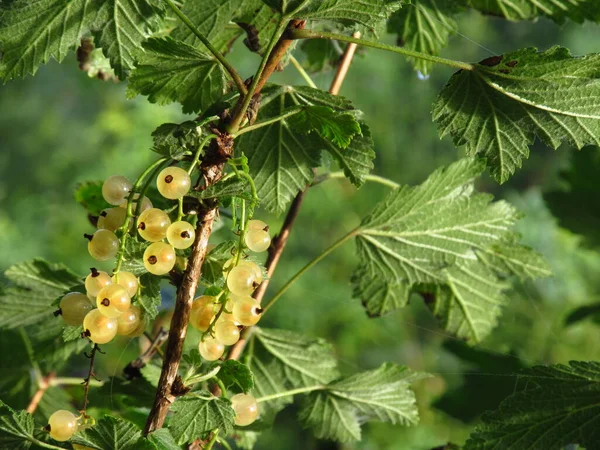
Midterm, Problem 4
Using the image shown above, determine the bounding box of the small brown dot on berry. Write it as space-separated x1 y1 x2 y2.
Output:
165 175 174 184
148 255 158 265
138 222 146 230
101 298 110 306
181 231 191 239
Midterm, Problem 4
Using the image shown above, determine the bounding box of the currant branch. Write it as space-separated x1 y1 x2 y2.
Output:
81 344 101 416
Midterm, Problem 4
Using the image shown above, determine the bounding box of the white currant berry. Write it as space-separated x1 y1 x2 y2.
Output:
96 284 131 318
232 296 263 326
231 393 259 426
157 167 191 199
117 305 142 336
167 221 195 249
247 219 268 231
244 229 271 253
198 336 225 361
127 319 146 337
102 175 132 206
84 268 112 298
97 207 128 232
47 410 78 441
223 259 263 284
137 208 171 242
227 265 259 296
86 229 119 261
190 296 216 332
215 320 240 345
143 242 176 275
83 309 118 344
112 271 138 297
59 293 94 326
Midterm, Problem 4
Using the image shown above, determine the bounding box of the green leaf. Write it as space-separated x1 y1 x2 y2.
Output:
245 327 339 421
299 39 341 72
352 158 549 343
75 181 112 216
168 393 235 445
0 259 81 329
62 325 83 342
216 360 255 394
127 37 226 114
121 237 147 276
433 47 600 183
140 363 162 387
0 401 38 450
151 121 202 160
137 273 162 320
288 106 362 148
237 85 374 213
465 0 600 23
90 0 164 78
0 0 164 82
387 0 462 75
300 363 427 443
73 415 154 450
188 177 253 203
263 0 404 27
148 429 182 450
465 361 600 450
201 241 237 285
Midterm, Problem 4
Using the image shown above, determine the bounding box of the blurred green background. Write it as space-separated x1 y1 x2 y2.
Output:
1 9 600 450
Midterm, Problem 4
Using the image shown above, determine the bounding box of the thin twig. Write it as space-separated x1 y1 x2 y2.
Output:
81 344 100 415
26 372 55 414
329 32 361 95
144 133 233 435
123 328 169 380
226 35 361 361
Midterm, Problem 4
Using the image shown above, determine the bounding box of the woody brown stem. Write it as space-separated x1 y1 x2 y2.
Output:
144 134 232 435
26 372 55 414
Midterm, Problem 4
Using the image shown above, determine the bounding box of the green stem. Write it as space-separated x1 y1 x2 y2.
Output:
289 29 474 72
256 385 324 403
176 198 184 222
263 229 357 312
114 157 169 275
50 377 103 387
205 429 220 450
216 378 227 398
217 437 233 450
188 133 218 175
185 365 221 385
163 0 247 94
316 171 400 189
289 54 317 88
228 20 289 132
232 107 304 138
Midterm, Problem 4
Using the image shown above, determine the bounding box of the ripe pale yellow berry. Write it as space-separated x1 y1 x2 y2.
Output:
167 221 195 249
96 284 131 318
87 229 119 261
119 194 153 212
112 271 138 297
59 293 94 326
190 296 216 332
247 219 268 231
143 242 176 275
102 175 132 206
85 268 112 298
137 208 171 242
157 166 191 199
97 207 128 231
48 410 78 441
244 229 271 253
215 320 240 345
83 309 118 344
231 393 259 426
117 305 142 336
227 265 259 296
199 336 225 361
232 296 262 326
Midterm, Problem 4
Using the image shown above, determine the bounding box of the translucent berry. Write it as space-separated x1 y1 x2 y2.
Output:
96 284 131 318
247 219 268 231
198 336 225 361
231 393 259 426
119 194 152 213
97 207 128 232
127 319 146 337
137 208 171 242
244 229 271 253
157 166 191 199
223 259 263 284
232 296 263 326
86 229 119 261
59 293 94 326
83 309 118 344
117 305 142 336
102 175 132 206
190 296 216 332
84 268 112 298
227 265 259 296
215 320 240 345
143 242 176 275
112 271 138 297
167 221 195 249
48 410 78 441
